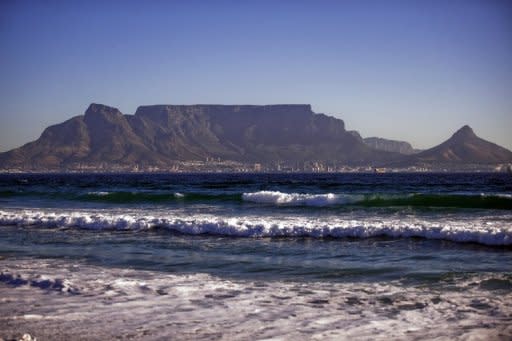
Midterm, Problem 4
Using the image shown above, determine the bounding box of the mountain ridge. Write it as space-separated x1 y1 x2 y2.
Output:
1 103 511 171
363 137 419 155
0 103 397 170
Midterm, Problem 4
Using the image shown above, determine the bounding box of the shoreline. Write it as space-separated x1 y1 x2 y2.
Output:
1 258 511 341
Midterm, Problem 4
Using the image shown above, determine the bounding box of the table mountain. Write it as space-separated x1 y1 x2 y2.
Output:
0 103 398 170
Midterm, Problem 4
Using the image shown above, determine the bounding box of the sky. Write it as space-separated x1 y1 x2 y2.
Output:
0 0 511 151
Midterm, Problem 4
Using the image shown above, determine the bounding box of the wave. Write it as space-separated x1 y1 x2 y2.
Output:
357 192 512 210
242 191 357 206
242 191 512 209
2 188 512 209
0 190 237 204
0 209 510 245
83 191 192 203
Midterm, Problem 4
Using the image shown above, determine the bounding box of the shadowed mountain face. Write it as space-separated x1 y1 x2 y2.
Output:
2 105 510 171
0 103 397 170
412 125 512 164
363 137 418 155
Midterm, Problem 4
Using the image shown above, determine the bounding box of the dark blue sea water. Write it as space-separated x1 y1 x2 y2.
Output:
1 173 511 340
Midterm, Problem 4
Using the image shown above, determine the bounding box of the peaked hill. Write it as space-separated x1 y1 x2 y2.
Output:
0 103 398 170
411 125 512 164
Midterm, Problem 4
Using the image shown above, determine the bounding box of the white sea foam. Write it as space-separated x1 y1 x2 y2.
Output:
1 258 511 340
87 191 110 196
0 209 511 245
242 190 512 207
485 193 512 199
242 190 360 206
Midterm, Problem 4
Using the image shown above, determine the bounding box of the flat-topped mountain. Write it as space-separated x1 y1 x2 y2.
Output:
0 103 397 170
1 104 510 171
410 125 512 164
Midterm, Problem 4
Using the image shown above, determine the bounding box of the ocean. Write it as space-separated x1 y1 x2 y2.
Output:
0 173 511 340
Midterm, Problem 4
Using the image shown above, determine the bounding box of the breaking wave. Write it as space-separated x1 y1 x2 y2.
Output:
242 191 512 209
2 189 512 209
0 209 510 245
242 191 356 206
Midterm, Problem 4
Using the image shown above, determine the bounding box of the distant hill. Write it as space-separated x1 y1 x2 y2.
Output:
0 103 398 170
2 104 510 171
410 125 512 164
363 137 419 155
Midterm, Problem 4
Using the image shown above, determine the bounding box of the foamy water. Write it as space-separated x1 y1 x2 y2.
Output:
242 190 357 206
1 208 511 245
1 173 511 340
1 258 511 340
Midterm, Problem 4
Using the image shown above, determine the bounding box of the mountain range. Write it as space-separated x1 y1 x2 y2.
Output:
1 103 511 171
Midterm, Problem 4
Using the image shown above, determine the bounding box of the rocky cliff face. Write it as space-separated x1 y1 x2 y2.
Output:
363 137 418 155
0 103 396 170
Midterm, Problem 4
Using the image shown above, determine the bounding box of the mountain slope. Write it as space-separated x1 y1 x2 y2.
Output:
412 125 512 164
131 104 396 163
0 103 398 170
363 137 418 155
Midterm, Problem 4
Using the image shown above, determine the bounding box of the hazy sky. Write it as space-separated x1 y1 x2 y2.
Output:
1 0 511 151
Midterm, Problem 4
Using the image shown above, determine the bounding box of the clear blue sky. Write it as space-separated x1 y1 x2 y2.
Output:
1 0 511 151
